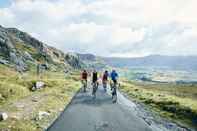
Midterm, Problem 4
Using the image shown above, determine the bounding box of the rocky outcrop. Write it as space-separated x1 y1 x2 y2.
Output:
65 53 84 69
0 58 9 65
24 51 34 61
7 28 44 52
0 26 28 71
77 53 96 61
0 25 85 71
0 26 14 58
77 53 106 70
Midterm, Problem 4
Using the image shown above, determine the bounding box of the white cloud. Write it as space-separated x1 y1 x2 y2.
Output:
110 27 145 45
0 0 197 57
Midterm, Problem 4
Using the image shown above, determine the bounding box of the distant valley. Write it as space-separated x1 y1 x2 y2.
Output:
102 55 197 70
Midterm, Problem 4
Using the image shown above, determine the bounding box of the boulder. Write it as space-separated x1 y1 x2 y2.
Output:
36 81 45 89
38 111 50 120
0 112 8 121
32 81 45 91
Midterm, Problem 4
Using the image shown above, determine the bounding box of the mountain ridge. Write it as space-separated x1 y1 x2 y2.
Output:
0 25 84 72
102 55 197 70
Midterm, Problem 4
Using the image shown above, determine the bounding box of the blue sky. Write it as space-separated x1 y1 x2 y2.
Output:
0 0 197 57
0 0 10 8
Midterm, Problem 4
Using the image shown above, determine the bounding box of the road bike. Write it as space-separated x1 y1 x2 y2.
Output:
110 81 119 103
102 80 107 92
92 81 98 99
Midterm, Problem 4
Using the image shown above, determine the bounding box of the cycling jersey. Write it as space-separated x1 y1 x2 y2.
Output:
82 71 88 80
92 72 98 83
103 72 108 81
111 71 118 81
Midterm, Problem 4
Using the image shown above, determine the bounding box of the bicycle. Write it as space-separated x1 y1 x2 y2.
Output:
102 80 107 92
81 80 87 92
110 81 119 103
92 81 98 99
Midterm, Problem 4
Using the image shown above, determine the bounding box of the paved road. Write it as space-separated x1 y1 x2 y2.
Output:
47 86 153 131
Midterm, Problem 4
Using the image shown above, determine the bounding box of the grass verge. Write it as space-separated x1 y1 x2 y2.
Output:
0 64 81 131
119 79 197 130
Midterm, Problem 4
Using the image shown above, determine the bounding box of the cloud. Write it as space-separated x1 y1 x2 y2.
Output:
0 0 197 57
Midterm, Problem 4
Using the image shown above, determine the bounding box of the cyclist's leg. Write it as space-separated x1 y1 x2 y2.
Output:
85 79 87 91
92 82 94 95
103 81 107 92
82 80 87 92
81 80 84 91
92 82 97 98
92 82 96 95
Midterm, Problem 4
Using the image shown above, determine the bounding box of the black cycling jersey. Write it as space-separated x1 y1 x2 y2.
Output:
92 72 98 83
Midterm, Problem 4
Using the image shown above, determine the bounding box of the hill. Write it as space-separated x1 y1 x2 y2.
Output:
77 53 106 70
0 25 84 72
0 25 84 130
102 55 197 70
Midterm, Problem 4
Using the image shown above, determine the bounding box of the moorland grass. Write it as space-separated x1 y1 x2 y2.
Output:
119 79 197 129
0 64 81 131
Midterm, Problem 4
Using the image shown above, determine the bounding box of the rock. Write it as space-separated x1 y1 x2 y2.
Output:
36 81 45 89
77 53 96 61
32 98 38 102
24 51 34 61
10 52 27 72
1 25 85 71
38 111 50 120
32 81 45 90
59 108 64 112
0 112 8 121
0 58 9 65
65 53 84 69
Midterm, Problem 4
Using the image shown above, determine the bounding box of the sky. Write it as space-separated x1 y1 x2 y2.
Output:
0 0 197 57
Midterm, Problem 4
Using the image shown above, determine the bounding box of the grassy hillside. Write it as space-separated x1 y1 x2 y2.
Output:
120 79 197 129
0 64 81 131
0 25 86 131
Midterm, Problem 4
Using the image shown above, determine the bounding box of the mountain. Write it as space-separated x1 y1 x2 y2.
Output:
0 25 84 72
102 55 197 70
77 53 106 70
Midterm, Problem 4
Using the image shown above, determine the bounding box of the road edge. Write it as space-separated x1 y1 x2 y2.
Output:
45 88 81 131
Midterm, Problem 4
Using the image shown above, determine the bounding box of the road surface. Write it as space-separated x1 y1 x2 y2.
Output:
47 86 153 131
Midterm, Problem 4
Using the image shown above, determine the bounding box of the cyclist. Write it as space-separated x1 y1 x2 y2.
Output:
81 70 88 92
92 70 98 98
110 70 119 103
111 69 118 84
102 70 109 92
